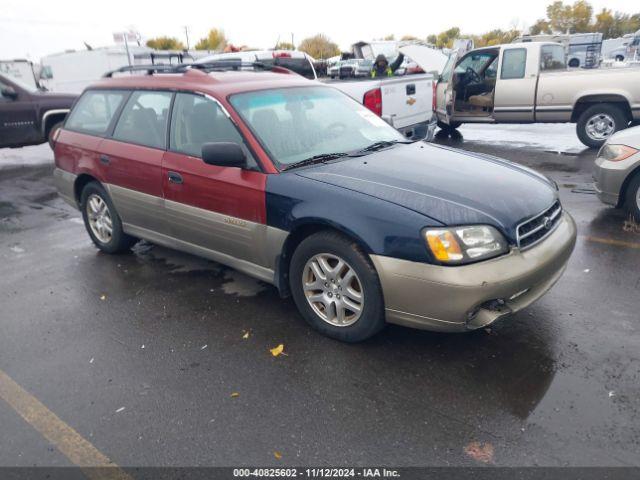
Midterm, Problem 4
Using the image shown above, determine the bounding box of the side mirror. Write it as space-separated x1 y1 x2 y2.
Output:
1 86 17 100
202 142 246 168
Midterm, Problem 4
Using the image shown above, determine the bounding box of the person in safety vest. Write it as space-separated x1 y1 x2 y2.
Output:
370 52 405 78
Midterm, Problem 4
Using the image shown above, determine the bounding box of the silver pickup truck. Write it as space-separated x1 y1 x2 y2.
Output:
426 42 640 148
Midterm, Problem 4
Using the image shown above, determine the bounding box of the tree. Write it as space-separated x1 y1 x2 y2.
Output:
400 35 420 41
473 29 520 47
433 27 460 48
530 18 552 35
275 42 295 50
426 34 437 45
194 28 227 51
146 36 185 50
547 1 573 32
571 0 594 32
298 34 340 59
593 8 616 38
383 34 396 41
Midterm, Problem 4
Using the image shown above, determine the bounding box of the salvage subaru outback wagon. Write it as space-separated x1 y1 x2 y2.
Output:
53 62 577 342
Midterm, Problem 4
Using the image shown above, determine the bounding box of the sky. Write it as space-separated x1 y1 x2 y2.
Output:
0 0 637 60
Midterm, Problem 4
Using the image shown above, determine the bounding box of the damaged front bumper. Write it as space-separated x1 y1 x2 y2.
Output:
370 212 577 332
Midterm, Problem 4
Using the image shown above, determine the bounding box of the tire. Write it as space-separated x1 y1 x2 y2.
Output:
615 55 624 62
576 104 629 149
568 58 580 68
289 230 386 342
47 121 63 149
437 121 461 134
624 173 640 223
80 182 137 254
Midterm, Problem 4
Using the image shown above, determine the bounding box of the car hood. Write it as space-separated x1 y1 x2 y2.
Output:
294 142 557 242
607 125 640 149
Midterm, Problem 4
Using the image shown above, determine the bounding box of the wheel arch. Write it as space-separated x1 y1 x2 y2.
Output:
618 164 640 208
571 94 632 123
73 173 101 205
274 220 376 297
41 110 69 138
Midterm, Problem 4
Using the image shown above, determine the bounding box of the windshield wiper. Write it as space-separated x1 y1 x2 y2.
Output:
356 139 413 154
282 152 349 171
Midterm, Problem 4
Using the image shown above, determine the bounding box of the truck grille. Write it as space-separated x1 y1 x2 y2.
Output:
517 201 562 250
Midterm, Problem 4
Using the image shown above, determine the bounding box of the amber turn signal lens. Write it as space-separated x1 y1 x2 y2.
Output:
425 230 463 262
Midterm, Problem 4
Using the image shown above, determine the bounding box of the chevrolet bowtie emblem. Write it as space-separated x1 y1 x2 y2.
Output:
406 97 416 106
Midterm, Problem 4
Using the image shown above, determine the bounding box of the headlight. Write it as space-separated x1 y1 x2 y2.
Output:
424 225 508 264
597 144 638 162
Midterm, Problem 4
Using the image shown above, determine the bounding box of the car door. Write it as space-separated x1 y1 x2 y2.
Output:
0 77 39 147
162 92 269 268
493 47 537 122
99 90 173 235
435 52 458 124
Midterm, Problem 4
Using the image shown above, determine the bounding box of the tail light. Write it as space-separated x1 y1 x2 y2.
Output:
432 81 437 112
273 52 292 58
363 88 382 116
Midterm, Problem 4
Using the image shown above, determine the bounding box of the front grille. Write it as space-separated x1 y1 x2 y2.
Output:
517 200 562 249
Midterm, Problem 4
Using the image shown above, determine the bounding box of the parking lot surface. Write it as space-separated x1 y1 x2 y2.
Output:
1 124 639 468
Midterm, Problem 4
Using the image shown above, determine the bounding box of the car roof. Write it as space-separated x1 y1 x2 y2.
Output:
85 69 316 97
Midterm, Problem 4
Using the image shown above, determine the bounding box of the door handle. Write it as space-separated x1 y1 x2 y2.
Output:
99 154 110 165
168 171 183 184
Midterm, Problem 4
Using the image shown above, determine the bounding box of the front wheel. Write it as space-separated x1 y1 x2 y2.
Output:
289 231 386 342
437 121 461 134
576 104 628 148
80 182 137 253
625 173 640 223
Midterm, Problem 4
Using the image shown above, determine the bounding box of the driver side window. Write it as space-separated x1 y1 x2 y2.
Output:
169 93 257 169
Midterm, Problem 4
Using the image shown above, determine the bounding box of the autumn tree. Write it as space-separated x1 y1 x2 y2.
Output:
275 42 295 50
194 28 227 51
146 36 185 50
530 18 552 34
298 34 340 59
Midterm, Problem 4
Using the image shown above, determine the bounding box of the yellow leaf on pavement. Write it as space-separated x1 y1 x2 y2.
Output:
274 451 282 460
242 331 250 339
100 294 106 301
230 392 240 398
270 344 284 357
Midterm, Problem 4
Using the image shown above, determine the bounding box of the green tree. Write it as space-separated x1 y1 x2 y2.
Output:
275 42 295 50
571 0 594 32
194 28 227 51
297 34 340 59
530 18 552 35
593 8 616 38
547 1 573 32
426 34 437 45
435 27 460 48
146 36 185 50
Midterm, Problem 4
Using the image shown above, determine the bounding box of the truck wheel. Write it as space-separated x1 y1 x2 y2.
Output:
615 55 624 62
625 173 640 223
568 58 580 68
437 121 461 134
289 230 386 342
47 121 63 149
576 104 628 149
80 182 137 254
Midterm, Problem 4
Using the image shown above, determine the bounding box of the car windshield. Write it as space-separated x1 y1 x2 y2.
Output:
230 86 405 168
4 75 40 93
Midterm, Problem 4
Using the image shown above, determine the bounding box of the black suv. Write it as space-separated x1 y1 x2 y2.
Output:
0 73 76 148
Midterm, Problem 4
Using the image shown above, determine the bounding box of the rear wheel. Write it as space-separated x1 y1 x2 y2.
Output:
576 104 628 148
289 231 385 342
80 182 137 253
625 173 640 222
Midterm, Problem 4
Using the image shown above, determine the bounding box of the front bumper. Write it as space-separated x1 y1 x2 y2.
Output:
593 157 627 206
370 212 577 332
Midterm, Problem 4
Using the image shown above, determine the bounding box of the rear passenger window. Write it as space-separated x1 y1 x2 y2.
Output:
65 90 126 135
170 93 256 168
113 91 172 149
501 49 527 79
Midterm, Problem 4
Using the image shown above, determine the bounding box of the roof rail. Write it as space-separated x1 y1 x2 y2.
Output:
103 64 183 77
102 61 293 78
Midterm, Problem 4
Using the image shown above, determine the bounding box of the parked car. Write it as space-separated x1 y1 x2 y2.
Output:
327 70 438 141
354 59 373 77
0 73 76 148
422 42 640 148
53 64 576 342
593 125 640 221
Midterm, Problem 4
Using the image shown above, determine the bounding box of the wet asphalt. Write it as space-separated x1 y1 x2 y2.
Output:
0 124 639 468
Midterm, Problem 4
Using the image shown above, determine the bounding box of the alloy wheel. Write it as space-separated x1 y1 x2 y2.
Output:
302 253 364 327
86 194 113 244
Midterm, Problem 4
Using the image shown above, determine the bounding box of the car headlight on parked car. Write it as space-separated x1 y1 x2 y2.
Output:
424 226 508 265
597 144 638 162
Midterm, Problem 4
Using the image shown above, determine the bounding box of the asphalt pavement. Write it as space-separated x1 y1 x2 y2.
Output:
0 124 639 470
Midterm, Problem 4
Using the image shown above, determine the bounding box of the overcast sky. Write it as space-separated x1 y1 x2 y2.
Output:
1 0 636 60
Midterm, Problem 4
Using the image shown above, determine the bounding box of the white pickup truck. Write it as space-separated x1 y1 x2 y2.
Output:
325 74 437 141
415 42 640 148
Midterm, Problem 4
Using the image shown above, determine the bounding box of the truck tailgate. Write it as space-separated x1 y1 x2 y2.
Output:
380 74 433 129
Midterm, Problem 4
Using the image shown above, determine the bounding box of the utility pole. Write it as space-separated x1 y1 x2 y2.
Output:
184 26 190 50
291 33 295 49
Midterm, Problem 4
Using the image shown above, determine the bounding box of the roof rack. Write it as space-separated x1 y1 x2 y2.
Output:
103 61 292 78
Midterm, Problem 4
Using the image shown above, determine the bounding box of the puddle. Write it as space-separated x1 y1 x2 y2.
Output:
221 270 266 297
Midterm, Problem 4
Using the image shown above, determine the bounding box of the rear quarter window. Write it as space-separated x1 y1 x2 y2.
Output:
501 49 527 79
65 90 127 135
